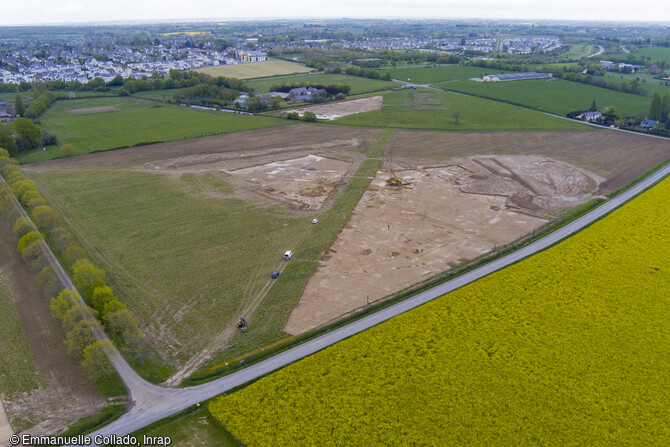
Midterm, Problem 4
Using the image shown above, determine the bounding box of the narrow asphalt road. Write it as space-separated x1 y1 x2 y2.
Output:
80 160 670 444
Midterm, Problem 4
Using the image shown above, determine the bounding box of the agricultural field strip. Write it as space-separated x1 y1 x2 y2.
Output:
0 173 177 409
80 160 670 444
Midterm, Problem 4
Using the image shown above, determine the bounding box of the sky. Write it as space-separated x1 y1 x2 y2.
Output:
1 0 669 26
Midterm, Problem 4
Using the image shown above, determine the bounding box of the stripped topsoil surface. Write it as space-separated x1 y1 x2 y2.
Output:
0 220 106 437
283 153 606 334
281 96 383 120
386 129 670 192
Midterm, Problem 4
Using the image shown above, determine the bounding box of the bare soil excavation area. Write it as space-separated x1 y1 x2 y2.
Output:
284 154 604 334
281 95 383 120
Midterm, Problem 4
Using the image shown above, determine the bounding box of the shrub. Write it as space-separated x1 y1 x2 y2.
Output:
60 143 75 157
303 111 317 122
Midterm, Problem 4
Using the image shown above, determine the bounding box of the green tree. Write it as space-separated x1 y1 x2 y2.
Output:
103 307 139 336
12 217 34 239
661 93 670 121
302 111 317 122
64 246 86 267
90 285 116 314
14 117 42 148
60 143 75 157
648 92 662 120
50 289 78 320
65 319 100 357
0 126 18 155
81 341 115 379
452 110 462 124
72 260 105 297
14 94 25 117
17 230 43 253
32 205 61 230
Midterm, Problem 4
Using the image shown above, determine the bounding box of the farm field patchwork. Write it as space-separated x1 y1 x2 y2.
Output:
16 99 288 164
380 65 509 84
245 73 399 94
334 88 588 131
440 78 652 117
211 175 670 447
24 126 384 381
195 60 313 79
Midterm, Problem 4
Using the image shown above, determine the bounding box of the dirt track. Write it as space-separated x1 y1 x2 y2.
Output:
284 155 604 334
0 220 106 437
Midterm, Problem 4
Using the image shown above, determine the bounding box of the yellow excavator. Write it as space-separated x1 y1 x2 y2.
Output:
388 170 403 186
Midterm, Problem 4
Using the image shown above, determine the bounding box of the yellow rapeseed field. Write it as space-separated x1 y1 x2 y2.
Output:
210 177 670 446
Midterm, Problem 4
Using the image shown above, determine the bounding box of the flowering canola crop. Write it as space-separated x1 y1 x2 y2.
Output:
210 177 670 446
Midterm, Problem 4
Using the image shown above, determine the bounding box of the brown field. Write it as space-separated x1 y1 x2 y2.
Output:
0 220 106 436
28 125 382 172
67 105 119 115
284 154 605 334
281 96 383 120
386 130 670 191
195 60 312 79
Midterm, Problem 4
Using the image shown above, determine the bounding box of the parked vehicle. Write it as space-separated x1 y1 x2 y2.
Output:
283 250 293 261
271 271 280 279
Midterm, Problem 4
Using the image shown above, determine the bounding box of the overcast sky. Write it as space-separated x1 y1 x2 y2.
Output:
1 0 669 26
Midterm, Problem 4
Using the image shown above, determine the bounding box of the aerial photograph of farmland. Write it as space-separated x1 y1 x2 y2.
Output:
0 1 669 446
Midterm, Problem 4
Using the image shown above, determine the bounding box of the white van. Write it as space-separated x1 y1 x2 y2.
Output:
283 250 293 261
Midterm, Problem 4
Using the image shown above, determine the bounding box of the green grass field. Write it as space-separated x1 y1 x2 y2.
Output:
603 71 670 99
41 96 152 119
137 408 241 446
440 78 652 117
0 273 42 396
27 129 386 375
195 60 313 79
16 100 288 164
132 89 180 103
380 65 508 84
333 88 587 131
636 46 670 64
245 73 399 94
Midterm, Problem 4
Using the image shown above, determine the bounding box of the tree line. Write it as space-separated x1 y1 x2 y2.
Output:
0 150 150 380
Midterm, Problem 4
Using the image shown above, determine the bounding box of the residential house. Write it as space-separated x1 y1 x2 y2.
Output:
577 111 602 121
641 119 657 130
